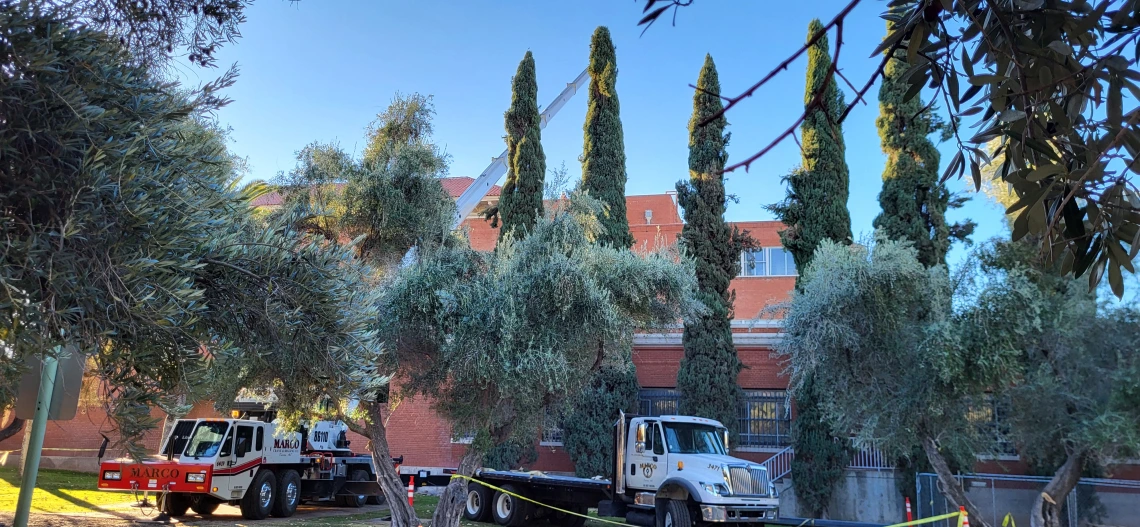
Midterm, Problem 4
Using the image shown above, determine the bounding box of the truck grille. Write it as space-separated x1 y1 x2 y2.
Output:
727 465 770 496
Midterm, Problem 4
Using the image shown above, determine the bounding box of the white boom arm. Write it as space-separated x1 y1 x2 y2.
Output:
451 68 590 229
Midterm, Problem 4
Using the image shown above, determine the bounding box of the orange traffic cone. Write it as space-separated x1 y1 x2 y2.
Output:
407 475 415 506
959 506 970 527
905 497 913 523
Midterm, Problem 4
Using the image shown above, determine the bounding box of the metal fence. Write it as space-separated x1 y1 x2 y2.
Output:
847 441 891 470
916 472 1140 527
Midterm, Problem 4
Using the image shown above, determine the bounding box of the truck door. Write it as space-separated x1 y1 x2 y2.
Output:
626 420 668 490
216 424 259 498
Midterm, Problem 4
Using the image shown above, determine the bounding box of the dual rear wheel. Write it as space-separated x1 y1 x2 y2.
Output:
462 482 585 527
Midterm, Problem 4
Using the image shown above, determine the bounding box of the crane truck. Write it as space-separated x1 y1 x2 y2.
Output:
461 412 779 527
96 417 382 520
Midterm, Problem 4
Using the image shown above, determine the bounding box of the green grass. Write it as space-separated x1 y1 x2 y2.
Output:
0 467 135 514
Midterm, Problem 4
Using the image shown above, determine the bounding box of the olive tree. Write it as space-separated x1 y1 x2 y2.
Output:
379 194 700 527
1 3 381 457
775 237 1020 527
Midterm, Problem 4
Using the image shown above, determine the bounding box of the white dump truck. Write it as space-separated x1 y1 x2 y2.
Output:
462 412 779 527
97 417 381 520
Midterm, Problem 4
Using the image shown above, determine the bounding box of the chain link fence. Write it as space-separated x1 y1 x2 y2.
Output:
916 472 1140 527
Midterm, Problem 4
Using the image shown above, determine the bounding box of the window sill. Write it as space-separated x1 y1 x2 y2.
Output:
737 275 797 279
734 446 791 453
539 442 564 447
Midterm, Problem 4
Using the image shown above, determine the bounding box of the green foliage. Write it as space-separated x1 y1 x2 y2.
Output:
69 0 249 68
482 440 539 471
563 358 640 478
768 19 853 280
675 55 750 437
0 5 385 456
198 206 385 431
767 22 853 513
878 0 1140 295
873 19 972 268
494 51 546 242
581 26 634 250
789 376 850 518
564 26 641 479
976 241 1140 471
363 93 441 170
274 93 457 267
0 4 237 452
380 193 699 456
777 237 1016 460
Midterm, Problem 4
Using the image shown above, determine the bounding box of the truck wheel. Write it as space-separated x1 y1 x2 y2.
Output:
271 470 301 517
161 492 191 517
337 469 369 508
491 484 532 527
240 469 276 520
462 482 492 522
189 495 220 515
551 504 588 527
658 499 691 527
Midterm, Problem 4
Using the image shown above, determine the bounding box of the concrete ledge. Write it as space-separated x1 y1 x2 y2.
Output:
0 453 100 473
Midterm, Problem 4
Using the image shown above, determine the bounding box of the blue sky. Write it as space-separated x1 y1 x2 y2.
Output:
179 0 1009 266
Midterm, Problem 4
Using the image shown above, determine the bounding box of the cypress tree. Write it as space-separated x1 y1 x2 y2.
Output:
768 19 853 275
496 51 546 242
768 20 852 519
581 26 634 250
873 19 953 268
675 55 749 436
563 27 640 477
874 19 973 501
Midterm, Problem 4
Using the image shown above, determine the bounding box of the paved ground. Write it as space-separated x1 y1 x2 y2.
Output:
0 501 392 526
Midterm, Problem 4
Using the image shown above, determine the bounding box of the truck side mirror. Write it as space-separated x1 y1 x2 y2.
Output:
635 423 647 453
723 429 730 451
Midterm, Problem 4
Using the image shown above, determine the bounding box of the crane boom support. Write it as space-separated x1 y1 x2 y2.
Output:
451 68 589 229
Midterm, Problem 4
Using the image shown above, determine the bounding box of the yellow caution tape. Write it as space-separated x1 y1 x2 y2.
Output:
887 510 962 527
449 474 632 526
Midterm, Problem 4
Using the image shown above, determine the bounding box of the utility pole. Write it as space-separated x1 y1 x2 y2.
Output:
13 354 59 527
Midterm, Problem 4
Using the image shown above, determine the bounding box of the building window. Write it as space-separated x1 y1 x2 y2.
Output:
739 390 792 448
971 394 1016 456
741 248 797 277
451 430 475 444
638 389 791 448
541 407 564 446
638 388 680 417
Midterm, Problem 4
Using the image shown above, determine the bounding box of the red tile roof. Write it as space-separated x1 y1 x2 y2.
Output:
250 177 501 208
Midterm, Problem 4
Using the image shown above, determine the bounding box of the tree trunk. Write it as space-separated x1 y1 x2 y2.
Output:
0 417 24 442
921 435 990 527
363 400 421 527
1030 451 1084 527
430 448 481 527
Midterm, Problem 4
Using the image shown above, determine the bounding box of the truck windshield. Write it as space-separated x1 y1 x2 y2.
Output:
663 423 727 455
183 422 230 458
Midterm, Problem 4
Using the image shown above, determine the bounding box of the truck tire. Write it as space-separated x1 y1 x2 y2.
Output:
161 492 191 517
491 484 532 527
551 504 588 527
240 469 277 520
189 495 220 515
658 499 691 527
462 482 492 522
271 470 302 517
337 469 369 508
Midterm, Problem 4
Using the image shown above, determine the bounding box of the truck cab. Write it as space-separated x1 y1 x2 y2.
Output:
619 414 779 524
98 417 379 520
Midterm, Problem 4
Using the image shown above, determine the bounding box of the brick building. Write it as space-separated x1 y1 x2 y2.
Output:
251 177 799 473
0 177 797 474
